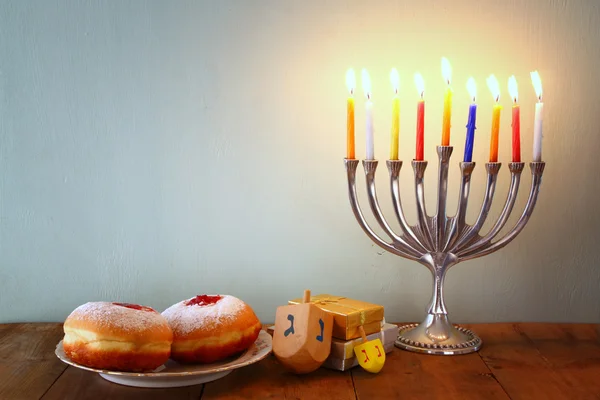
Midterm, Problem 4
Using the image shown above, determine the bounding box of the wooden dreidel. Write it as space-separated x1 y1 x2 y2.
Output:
353 325 386 373
272 289 333 374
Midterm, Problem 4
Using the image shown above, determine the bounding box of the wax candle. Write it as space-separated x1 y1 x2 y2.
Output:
390 68 400 160
531 71 544 162
346 69 356 159
508 75 521 162
464 77 477 162
414 73 425 161
362 69 374 160
441 57 453 146
487 75 502 162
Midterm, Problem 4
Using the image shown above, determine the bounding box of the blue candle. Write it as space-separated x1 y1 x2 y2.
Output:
464 78 477 162
464 104 477 162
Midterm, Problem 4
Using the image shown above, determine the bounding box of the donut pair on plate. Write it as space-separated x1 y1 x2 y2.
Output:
62 295 262 372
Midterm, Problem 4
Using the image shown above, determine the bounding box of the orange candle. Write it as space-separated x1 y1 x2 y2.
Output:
487 74 502 162
508 75 521 162
346 69 356 159
441 57 452 146
414 73 425 161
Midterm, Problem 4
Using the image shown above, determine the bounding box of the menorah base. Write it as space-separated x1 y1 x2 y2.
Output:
395 314 482 355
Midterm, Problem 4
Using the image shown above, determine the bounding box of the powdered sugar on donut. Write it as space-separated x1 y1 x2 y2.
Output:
161 295 245 335
66 302 167 333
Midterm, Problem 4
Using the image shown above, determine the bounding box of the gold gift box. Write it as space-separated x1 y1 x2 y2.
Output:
288 294 384 340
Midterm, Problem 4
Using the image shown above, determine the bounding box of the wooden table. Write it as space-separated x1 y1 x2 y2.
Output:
2 323 600 399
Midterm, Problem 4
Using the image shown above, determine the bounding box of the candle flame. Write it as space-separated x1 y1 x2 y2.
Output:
414 72 425 99
390 68 399 94
466 77 477 102
530 70 543 101
361 69 372 99
346 69 356 96
508 75 518 103
487 74 500 103
441 57 452 85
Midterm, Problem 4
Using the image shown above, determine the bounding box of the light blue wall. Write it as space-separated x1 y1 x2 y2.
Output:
1 0 599 324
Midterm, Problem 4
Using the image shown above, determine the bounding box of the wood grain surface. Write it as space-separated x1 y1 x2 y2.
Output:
1 323 599 399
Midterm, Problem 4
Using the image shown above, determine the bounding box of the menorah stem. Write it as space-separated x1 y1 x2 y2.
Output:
424 253 454 315
435 147 453 251
396 252 481 354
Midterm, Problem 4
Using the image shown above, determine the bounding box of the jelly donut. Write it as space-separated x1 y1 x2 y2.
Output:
62 302 173 372
162 294 262 364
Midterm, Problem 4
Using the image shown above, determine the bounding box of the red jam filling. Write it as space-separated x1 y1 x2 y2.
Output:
185 295 223 307
113 302 155 312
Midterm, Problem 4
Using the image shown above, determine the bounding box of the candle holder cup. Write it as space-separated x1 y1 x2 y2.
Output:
344 146 545 355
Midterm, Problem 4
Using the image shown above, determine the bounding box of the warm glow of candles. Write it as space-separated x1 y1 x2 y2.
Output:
346 69 356 159
508 75 521 162
464 77 477 162
487 74 502 162
531 70 544 162
467 77 477 101
441 57 453 146
362 69 374 160
414 73 425 161
390 68 400 160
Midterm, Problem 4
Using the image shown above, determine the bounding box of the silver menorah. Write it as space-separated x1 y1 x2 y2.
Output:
344 146 545 355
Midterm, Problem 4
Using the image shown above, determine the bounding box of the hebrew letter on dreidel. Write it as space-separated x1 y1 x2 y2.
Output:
284 314 295 336
316 318 324 342
272 289 333 374
353 325 386 373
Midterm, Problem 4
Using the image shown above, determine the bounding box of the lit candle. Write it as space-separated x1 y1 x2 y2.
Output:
346 69 356 159
531 71 544 162
414 73 425 161
487 74 502 162
508 75 521 162
362 69 374 160
464 77 477 162
441 57 453 146
390 68 400 160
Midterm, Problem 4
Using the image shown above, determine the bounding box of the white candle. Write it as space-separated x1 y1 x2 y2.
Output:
531 71 544 162
362 69 374 160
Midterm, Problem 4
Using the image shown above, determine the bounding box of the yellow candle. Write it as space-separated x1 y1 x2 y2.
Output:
346 69 356 159
441 57 452 146
487 74 502 162
390 68 400 160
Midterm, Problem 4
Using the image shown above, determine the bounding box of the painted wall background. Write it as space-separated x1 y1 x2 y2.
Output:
1 0 599 324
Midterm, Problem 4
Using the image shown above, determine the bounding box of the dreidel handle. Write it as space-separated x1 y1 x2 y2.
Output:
302 289 311 303
359 325 368 343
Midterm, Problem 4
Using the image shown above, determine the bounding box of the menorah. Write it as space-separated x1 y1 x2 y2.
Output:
344 146 545 355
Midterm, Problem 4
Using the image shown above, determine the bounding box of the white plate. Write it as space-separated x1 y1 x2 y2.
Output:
55 330 272 388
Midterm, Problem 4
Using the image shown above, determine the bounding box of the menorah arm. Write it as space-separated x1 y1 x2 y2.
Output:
412 160 435 250
363 161 423 258
387 160 429 253
345 159 420 261
458 162 545 261
443 162 475 252
451 163 501 250
455 162 525 255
